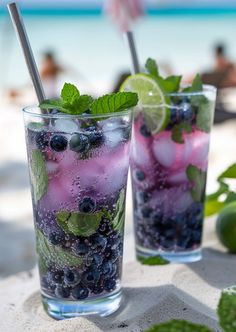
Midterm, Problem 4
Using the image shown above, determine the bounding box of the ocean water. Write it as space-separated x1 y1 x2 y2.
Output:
1 13 236 95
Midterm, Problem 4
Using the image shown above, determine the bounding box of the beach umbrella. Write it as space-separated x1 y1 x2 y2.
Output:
105 0 144 73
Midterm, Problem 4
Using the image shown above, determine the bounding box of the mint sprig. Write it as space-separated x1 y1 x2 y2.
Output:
205 164 236 217
218 286 236 332
39 83 138 115
144 320 212 332
90 92 138 115
171 123 192 144
36 229 83 272
145 58 182 94
112 190 126 233
30 150 48 202
186 164 206 202
56 211 103 237
138 255 170 265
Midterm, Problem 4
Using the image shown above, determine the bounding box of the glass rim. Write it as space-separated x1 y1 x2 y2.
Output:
22 106 132 119
165 84 216 97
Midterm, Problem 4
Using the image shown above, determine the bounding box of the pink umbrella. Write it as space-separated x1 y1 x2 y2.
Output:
106 0 143 32
105 0 144 73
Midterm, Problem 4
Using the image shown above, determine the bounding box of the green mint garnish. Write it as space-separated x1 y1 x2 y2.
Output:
218 163 236 180
36 229 82 272
171 123 192 144
182 74 203 93
39 83 138 115
186 164 206 202
56 211 103 237
218 286 236 332
205 164 236 216
90 92 138 115
138 255 170 265
144 320 212 332
112 189 125 233
30 150 48 202
145 58 182 94
145 58 159 77
193 96 213 133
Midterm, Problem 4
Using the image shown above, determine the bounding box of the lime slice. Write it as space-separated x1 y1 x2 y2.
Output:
120 73 170 134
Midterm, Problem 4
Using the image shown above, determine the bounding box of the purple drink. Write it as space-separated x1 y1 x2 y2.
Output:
23 108 132 318
130 86 216 263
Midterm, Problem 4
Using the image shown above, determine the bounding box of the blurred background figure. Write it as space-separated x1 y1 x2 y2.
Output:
214 43 234 72
40 50 64 98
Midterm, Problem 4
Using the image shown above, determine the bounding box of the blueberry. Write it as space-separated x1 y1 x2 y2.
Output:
191 230 201 243
140 124 151 137
49 108 60 115
104 248 119 262
104 278 116 292
79 197 96 213
100 260 113 276
90 234 107 251
48 232 65 246
64 269 81 285
55 285 71 298
69 133 90 153
82 269 100 287
134 170 145 181
136 191 150 204
85 126 104 147
91 253 103 267
71 285 89 300
92 284 104 295
74 242 90 255
98 219 113 235
141 207 153 219
49 270 64 284
35 131 49 150
50 135 68 152
180 102 193 122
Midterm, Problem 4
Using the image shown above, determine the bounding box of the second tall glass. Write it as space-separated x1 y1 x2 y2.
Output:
130 86 216 263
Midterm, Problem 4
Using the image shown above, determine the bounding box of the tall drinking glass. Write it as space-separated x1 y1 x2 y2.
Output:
130 86 216 263
23 107 132 319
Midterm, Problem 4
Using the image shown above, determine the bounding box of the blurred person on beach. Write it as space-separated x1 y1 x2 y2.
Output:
214 43 234 72
40 50 64 98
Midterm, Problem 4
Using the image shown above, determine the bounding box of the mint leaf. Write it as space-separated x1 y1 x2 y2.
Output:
183 74 203 93
72 95 93 114
191 73 203 92
205 200 225 217
186 165 206 202
112 189 125 233
36 229 83 270
207 180 229 201
138 255 169 265
91 92 138 115
144 320 212 332
61 83 80 104
39 99 69 112
145 58 159 77
162 75 182 93
193 96 213 133
218 163 236 180
225 192 236 203
30 150 48 202
171 123 192 144
56 211 103 237
218 286 236 332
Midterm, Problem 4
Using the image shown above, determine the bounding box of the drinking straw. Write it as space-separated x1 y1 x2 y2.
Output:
124 30 140 74
7 2 47 110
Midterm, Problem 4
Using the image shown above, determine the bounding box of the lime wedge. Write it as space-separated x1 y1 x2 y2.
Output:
120 73 170 134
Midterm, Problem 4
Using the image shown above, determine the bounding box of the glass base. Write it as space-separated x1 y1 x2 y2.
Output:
136 245 202 263
42 289 122 320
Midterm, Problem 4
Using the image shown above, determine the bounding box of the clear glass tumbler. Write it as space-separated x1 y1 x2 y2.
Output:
23 107 132 319
130 86 216 263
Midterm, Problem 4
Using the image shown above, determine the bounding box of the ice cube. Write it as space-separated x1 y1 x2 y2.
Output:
99 118 122 132
54 119 79 133
104 129 124 148
152 133 176 168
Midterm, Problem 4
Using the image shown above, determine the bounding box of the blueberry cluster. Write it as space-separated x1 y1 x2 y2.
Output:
28 125 104 154
40 218 123 300
135 199 204 251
